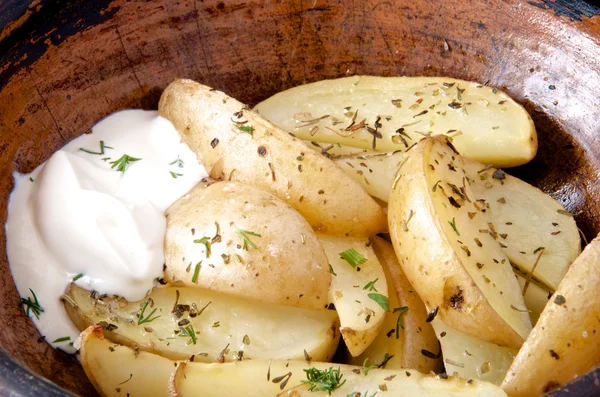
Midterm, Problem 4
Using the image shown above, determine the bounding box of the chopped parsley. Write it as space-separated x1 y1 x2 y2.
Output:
339 248 367 268
368 293 389 311
192 262 201 283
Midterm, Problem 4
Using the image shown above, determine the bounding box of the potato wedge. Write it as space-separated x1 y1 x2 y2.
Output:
158 79 386 236
277 365 508 397
388 136 531 348
516 275 551 326
318 234 387 356
351 237 439 373
80 326 174 397
431 319 518 386
164 180 330 310
169 360 332 397
334 151 403 203
255 76 536 167
169 360 506 397
331 147 579 292
501 235 600 397
64 283 339 362
465 160 580 291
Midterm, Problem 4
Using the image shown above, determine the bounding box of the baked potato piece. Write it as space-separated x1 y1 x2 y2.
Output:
169 360 333 397
465 160 580 292
388 136 531 348
350 237 439 373
501 235 600 397
64 283 339 362
431 318 518 386
255 76 536 167
318 234 387 356
80 326 174 397
169 360 507 397
158 79 387 236
276 365 508 397
332 147 579 294
165 180 330 310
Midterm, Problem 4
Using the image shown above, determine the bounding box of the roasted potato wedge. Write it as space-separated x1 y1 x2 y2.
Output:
465 160 580 292
80 326 174 397
169 360 331 397
277 365 508 397
164 180 330 310
158 79 387 236
516 274 551 326
332 147 578 292
318 234 387 356
388 136 531 348
502 235 600 397
351 236 439 373
334 151 403 203
255 76 536 167
64 283 339 362
431 318 518 386
170 360 507 397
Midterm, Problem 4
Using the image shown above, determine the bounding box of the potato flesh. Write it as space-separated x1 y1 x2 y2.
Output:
516 274 550 326
318 234 387 356
80 326 174 397
255 76 536 167
334 151 403 202
164 181 330 310
277 365 508 397
171 360 333 397
331 146 577 296
350 237 439 374
465 161 580 291
388 137 531 348
64 284 339 362
431 319 518 386
502 236 600 397
158 79 387 236
422 138 531 343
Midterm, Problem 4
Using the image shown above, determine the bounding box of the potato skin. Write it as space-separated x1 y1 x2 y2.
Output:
158 79 387 237
388 137 528 348
501 236 600 397
164 180 331 310
371 236 440 373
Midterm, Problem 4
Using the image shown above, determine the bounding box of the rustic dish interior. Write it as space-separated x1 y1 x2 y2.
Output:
1 1 599 395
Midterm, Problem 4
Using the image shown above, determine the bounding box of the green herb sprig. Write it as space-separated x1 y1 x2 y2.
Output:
302 366 346 395
137 300 160 325
179 324 197 345
109 154 141 173
79 141 112 155
393 306 409 339
339 248 367 268
194 237 212 258
363 278 379 292
21 289 44 319
368 293 389 311
236 228 261 250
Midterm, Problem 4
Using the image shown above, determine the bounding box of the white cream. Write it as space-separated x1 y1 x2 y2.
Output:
6 110 207 352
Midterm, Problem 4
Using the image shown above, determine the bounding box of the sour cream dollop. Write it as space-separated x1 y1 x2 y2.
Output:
5 110 207 352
